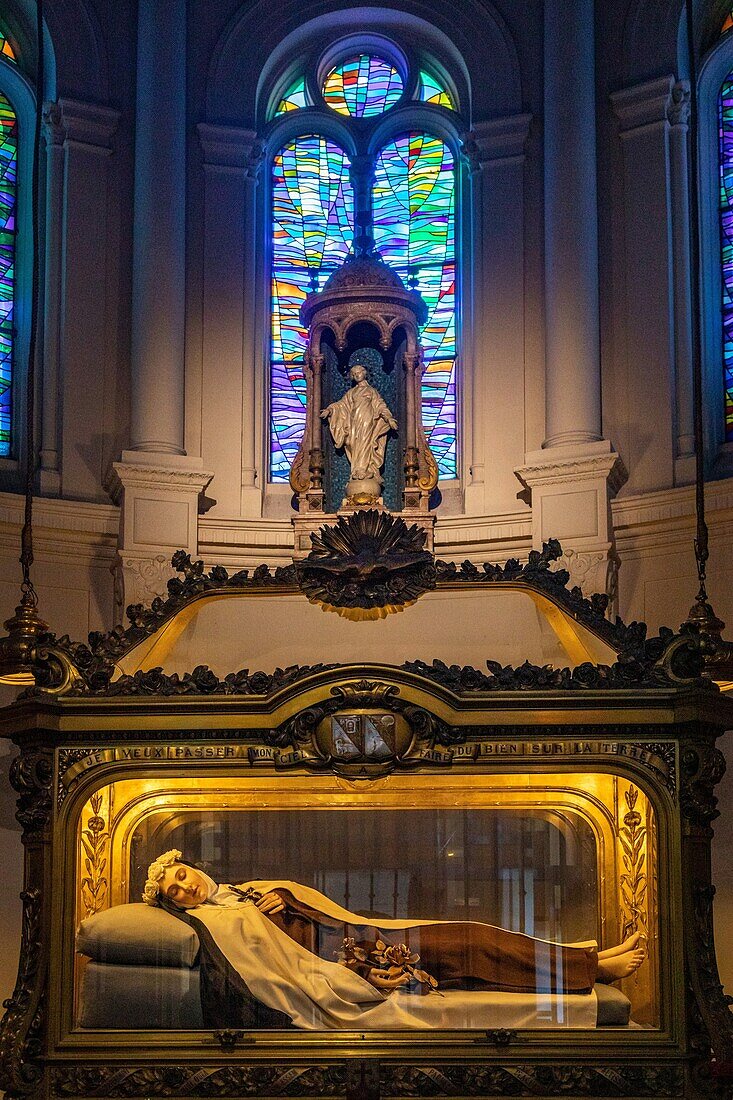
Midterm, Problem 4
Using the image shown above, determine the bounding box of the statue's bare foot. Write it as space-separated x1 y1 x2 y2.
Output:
597 948 646 983
597 932 641 960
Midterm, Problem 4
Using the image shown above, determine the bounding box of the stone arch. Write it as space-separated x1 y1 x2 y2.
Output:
206 0 522 128
44 0 108 102
622 0 684 85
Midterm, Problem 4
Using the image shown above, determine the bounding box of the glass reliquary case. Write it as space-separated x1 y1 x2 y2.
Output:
1 547 732 1100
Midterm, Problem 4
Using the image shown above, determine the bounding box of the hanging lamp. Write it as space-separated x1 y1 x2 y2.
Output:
679 0 733 681
0 0 47 684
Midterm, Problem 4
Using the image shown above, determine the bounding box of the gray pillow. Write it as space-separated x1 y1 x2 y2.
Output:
76 903 199 968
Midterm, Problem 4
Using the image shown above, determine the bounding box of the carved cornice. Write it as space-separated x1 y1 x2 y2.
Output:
197 123 263 175
611 75 676 134
57 97 120 150
461 113 532 170
515 449 628 497
106 462 214 504
49 1061 684 1097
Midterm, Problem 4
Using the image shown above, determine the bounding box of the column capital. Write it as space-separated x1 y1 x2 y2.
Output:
516 441 628 498
461 113 531 171
197 122 264 178
667 80 691 128
42 101 64 146
57 97 120 150
611 75 676 135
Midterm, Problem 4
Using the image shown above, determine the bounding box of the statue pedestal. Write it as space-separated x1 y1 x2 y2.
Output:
292 506 435 560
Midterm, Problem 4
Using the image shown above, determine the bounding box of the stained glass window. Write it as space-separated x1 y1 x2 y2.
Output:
723 12 733 35
418 70 454 110
0 92 16 455
373 133 456 477
719 75 733 441
269 51 459 482
274 77 307 118
322 55 403 117
270 137 354 479
0 28 16 65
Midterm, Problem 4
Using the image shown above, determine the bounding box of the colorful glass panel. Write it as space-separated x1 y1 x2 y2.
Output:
0 92 16 455
373 133 457 476
418 70 454 110
723 12 733 34
274 76 307 118
0 29 16 65
270 136 354 480
719 76 733 441
322 54 403 118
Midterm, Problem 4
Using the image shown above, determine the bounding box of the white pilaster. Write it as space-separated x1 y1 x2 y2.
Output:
56 97 120 501
39 103 64 496
610 76 679 493
197 124 263 519
462 113 531 516
667 81 696 483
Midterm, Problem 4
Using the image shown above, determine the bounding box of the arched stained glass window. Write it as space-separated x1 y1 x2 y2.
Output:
322 54 403 117
0 91 16 454
270 136 354 479
269 47 459 482
418 70 454 110
0 28 16 65
274 77 307 118
373 133 456 475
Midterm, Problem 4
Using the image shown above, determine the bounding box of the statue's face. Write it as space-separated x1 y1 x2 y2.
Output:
159 861 211 908
350 365 367 383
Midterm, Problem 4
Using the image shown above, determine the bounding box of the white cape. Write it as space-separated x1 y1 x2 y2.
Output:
190 880 598 1030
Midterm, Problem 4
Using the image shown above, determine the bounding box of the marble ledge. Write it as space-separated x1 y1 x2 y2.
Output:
0 492 119 537
611 480 733 532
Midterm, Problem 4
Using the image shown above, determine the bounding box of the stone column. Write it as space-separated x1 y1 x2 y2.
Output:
515 0 626 602
130 0 186 456
543 0 601 448
114 2 211 613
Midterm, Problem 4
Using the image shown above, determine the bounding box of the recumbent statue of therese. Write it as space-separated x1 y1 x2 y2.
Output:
142 850 645 1029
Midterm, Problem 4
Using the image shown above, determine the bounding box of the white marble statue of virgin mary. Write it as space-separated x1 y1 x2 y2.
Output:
320 364 398 501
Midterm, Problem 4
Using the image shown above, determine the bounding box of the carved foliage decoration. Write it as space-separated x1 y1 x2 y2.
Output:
680 740 727 830
80 791 109 917
9 751 53 838
619 785 648 941
22 540 714 697
49 1061 685 1097
0 889 44 1098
